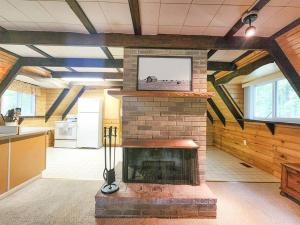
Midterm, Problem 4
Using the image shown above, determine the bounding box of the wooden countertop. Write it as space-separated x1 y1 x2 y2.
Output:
122 139 199 149
0 127 49 140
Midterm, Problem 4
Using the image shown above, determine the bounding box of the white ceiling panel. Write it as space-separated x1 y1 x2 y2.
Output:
0 44 45 57
159 26 181 34
46 67 71 72
39 1 83 25
192 0 223 4
209 50 247 62
159 4 190 26
34 46 108 59
108 47 124 59
79 1 107 24
8 0 54 23
204 26 229 36
0 0 31 22
267 0 291 6
100 2 132 25
71 67 119 73
184 4 220 27
180 26 206 35
140 3 160 25
111 24 134 34
222 0 256 5
142 25 158 35
210 5 248 27
162 0 193 3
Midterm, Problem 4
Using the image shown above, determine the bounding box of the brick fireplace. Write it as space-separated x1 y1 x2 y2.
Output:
95 49 217 218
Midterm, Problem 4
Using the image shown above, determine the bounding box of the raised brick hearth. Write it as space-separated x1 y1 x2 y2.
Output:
95 183 217 218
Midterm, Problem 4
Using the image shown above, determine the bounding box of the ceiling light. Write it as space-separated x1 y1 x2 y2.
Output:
242 10 258 37
245 25 256 37
62 78 104 82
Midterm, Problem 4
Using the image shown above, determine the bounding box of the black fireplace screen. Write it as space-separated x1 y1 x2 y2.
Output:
123 148 196 184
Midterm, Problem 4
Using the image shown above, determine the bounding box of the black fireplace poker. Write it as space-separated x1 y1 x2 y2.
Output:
101 126 119 194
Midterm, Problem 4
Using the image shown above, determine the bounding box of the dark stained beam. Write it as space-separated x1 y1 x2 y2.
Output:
271 18 300 39
128 0 142 35
0 59 23 96
207 98 225 126
20 57 123 68
66 0 97 34
224 0 271 38
62 86 86 120
207 50 217 59
65 1 120 73
45 88 70 122
207 110 214 124
0 31 270 50
265 122 275 135
208 76 244 129
0 26 7 32
268 40 300 97
26 45 76 72
215 54 274 85
208 61 237 71
52 71 123 79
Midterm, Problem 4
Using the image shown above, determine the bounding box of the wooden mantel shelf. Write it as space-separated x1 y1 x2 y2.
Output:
122 139 199 149
107 90 214 98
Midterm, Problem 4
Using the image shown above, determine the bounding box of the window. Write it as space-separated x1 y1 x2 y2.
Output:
1 90 36 116
246 78 300 122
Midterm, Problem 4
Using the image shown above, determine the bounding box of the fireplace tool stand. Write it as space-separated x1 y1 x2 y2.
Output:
101 126 119 194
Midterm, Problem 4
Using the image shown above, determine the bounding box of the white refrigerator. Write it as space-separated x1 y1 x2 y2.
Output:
77 98 103 148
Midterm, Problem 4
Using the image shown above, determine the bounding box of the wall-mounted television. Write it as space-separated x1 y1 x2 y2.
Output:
137 56 192 91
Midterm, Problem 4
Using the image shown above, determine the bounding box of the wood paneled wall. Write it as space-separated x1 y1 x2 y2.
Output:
213 120 300 178
224 83 244 113
0 51 17 81
276 25 300 76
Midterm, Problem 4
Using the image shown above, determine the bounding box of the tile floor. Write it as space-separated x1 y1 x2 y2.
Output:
43 146 279 182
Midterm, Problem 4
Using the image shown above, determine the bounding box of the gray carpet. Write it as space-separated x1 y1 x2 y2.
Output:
0 179 299 225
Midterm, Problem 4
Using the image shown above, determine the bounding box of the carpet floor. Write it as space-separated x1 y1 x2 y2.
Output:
0 179 299 225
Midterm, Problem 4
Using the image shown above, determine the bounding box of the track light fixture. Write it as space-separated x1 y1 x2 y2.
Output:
242 10 258 37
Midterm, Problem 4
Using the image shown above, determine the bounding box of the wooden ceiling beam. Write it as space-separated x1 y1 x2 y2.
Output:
271 18 300 39
0 59 23 97
268 40 300 97
208 61 237 71
224 0 271 38
62 86 86 120
215 54 274 85
207 50 217 59
208 76 244 129
207 98 225 126
45 88 70 122
19 57 123 68
66 0 97 34
207 111 214 124
52 72 123 79
0 31 270 50
128 0 142 35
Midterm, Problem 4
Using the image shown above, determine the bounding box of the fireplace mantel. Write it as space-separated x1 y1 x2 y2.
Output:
108 90 214 98
122 139 199 149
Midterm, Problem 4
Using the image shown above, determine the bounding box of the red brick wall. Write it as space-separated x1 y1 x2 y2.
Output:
122 48 207 184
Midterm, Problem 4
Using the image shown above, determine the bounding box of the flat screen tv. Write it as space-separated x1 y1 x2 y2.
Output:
137 56 192 91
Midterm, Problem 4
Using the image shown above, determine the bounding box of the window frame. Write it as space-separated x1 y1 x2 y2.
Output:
1 90 36 117
247 78 300 123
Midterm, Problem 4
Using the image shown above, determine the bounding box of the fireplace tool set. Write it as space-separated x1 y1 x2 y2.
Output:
101 126 119 194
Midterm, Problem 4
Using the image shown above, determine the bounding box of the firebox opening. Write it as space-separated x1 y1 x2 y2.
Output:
123 148 197 184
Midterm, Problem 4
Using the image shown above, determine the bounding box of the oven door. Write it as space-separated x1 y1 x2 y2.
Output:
55 122 77 140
